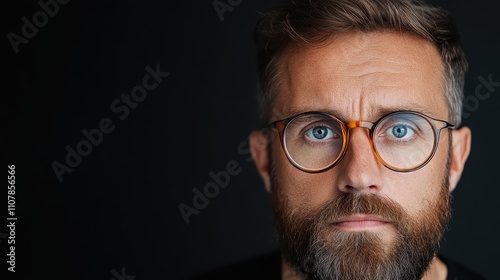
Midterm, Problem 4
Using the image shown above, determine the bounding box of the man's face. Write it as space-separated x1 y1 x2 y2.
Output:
250 32 471 280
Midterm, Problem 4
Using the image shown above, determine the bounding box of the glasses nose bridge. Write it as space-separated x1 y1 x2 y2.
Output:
341 120 381 172
344 120 377 153
346 120 375 131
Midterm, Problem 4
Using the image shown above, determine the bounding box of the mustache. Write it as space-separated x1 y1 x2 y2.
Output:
315 193 407 228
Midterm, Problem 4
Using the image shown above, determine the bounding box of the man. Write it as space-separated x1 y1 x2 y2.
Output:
192 0 486 279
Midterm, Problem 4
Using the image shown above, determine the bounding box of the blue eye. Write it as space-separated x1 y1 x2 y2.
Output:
387 124 414 139
306 126 334 140
393 125 407 138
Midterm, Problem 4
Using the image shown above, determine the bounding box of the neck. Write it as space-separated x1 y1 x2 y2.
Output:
281 255 448 280
422 256 448 280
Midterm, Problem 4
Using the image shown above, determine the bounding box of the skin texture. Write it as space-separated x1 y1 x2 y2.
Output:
250 31 472 280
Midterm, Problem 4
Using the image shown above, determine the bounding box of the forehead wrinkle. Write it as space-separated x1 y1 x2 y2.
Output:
275 32 448 123
278 69 439 122
282 101 437 123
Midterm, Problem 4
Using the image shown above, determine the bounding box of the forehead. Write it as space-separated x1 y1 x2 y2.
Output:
275 31 447 122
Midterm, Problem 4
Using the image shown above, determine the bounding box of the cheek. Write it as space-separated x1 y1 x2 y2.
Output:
272 141 340 211
388 153 448 216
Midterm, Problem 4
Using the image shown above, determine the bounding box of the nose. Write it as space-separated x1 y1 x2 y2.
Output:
335 125 384 194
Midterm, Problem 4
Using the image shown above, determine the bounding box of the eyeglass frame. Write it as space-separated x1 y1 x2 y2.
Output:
267 110 454 173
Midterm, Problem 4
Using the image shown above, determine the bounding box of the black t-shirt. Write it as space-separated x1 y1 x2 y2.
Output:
438 254 488 280
189 250 487 280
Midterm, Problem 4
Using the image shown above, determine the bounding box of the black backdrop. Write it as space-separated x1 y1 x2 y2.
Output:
4 0 500 279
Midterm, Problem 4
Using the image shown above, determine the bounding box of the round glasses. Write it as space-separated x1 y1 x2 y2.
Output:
268 111 454 173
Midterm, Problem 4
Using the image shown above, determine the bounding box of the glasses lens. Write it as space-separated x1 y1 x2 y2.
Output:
284 113 344 171
373 112 435 170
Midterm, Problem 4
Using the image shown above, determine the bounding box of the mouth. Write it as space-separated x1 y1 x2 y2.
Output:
331 214 391 231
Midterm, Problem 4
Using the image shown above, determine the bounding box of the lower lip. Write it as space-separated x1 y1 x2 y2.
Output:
332 220 390 231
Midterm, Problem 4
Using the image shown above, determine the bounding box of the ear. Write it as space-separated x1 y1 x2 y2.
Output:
250 130 272 193
448 126 472 192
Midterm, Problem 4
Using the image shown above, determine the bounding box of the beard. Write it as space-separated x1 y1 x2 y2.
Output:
271 149 452 280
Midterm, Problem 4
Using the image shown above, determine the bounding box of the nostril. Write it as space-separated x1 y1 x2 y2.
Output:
341 181 381 193
343 185 358 192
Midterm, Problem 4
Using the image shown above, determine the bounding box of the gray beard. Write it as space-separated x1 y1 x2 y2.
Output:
271 157 452 280
302 219 439 280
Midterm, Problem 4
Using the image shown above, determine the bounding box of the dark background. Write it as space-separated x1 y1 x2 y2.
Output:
4 0 499 279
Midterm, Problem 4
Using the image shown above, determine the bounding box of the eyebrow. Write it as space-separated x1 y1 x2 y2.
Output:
372 105 436 119
283 104 438 122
